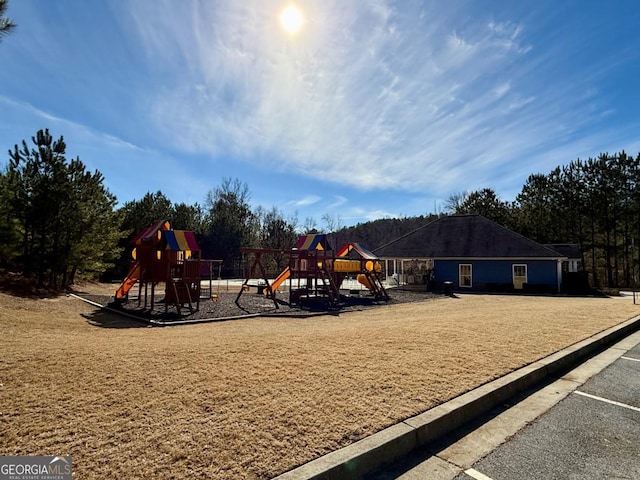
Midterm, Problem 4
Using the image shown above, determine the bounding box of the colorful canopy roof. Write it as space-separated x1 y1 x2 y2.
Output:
294 234 331 251
163 230 200 252
132 220 171 246
336 242 378 260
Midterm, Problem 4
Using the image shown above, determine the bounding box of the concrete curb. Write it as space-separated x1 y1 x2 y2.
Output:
273 314 640 480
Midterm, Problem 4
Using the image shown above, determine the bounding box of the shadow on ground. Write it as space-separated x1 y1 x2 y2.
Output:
0 271 67 299
81 309 152 329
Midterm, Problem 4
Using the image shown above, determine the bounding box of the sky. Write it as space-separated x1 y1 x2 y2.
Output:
1 1 639 229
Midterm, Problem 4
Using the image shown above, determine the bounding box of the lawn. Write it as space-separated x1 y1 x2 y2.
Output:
1 289 638 479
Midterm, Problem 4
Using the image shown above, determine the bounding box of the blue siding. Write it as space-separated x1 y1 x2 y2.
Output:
432 259 559 292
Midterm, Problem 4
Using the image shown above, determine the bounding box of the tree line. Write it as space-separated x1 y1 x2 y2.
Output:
0 130 313 287
3 129 640 289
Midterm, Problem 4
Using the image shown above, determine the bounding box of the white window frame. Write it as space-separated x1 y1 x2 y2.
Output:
459 264 472 288
513 264 528 289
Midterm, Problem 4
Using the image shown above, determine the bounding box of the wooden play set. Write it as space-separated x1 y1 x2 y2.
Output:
236 233 389 308
114 220 214 314
114 224 386 314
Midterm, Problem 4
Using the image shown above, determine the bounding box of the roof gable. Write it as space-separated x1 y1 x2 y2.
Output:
162 230 200 252
294 234 331 251
131 220 171 246
336 242 378 260
374 215 563 258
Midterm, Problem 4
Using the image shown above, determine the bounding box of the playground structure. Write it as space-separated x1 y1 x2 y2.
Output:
236 234 389 309
115 220 221 314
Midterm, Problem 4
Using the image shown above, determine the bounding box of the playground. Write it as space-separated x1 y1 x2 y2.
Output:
1 289 639 479
107 223 396 322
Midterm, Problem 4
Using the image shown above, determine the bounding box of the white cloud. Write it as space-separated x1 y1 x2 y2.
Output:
493 82 511 99
0 96 144 153
345 206 398 222
0 95 211 207
328 195 348 208
289 195 321 207
122 0 638 200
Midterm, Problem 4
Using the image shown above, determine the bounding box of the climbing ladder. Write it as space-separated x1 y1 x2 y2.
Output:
318 269 341 305
165 258 201 314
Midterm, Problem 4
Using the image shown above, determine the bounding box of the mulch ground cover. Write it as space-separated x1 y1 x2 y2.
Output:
76 287 440 323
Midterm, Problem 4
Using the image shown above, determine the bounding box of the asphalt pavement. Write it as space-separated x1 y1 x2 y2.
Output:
374 331 640 480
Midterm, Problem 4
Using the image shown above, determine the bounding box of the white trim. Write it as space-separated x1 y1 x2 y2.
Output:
512 264 527 290
379 256 568 261
433 256 567 261
459 263 472 288
621 356 640 363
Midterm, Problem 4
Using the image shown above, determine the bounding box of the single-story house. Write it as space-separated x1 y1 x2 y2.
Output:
374 215 573 293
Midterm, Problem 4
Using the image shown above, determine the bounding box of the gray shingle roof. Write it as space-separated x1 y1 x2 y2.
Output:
374 215 564 258
544 244 581 259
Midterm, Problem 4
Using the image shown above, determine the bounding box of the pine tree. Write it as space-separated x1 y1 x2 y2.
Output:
0 0 17 42
6 129 121 287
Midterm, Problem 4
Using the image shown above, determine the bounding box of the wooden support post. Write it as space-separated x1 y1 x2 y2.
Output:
256 259 278 309
137 273 143 307
235 253 259 305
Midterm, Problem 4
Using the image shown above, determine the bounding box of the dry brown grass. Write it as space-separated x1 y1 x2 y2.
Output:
1 290 638 479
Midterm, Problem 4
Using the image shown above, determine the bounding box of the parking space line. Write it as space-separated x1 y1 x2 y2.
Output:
620 356 640 363
465 468 495 480
574 391 640 412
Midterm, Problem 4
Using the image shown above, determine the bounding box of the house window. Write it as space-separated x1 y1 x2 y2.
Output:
513 264 527 289
459 264 472 288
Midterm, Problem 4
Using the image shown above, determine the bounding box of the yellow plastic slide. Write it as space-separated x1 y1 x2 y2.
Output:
115 261 141 299
268 267 291 294
357 273 372 290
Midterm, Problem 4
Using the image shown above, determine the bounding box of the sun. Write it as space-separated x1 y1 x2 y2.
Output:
279 6 304 34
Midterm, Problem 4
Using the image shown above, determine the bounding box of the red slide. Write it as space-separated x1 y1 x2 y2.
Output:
115 261 141 299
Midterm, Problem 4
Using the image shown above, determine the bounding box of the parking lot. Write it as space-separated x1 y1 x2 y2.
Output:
376 330 640 480
455 338 640 480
